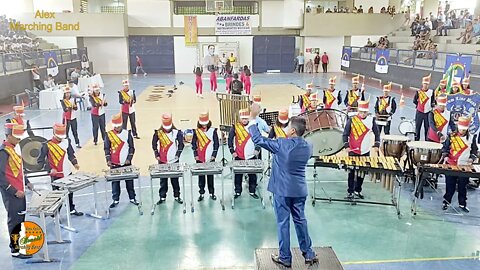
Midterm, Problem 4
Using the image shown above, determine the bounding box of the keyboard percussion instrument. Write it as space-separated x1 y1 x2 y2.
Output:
148 163 187 215
420 164 480 179
229 159 266 210
190 162 224 212
51 172 103 231
103 165 143 216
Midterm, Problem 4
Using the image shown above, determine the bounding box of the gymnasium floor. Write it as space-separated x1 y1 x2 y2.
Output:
0 73 479 270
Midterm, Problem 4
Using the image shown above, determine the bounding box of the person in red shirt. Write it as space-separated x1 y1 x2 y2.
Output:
321 52 329 73
134 55 147 77
0 123 34 258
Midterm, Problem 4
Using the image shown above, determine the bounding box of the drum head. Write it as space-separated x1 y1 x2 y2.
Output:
407 141 443 149
299 109 348 133
304 129 344 156
398 120 414 135
382 135 409 142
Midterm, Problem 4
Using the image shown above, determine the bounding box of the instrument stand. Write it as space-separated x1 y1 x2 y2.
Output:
60 195 78 233
150 170 186 215
84 183 105 220
190 168 225 212
230 166 266 210
27 205 71 264
311 165 402 217
104 177 144 218
219 125 231 167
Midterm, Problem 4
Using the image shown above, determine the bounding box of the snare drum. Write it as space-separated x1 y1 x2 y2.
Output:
376 115 390 126
382 135 409 159
300 109 348 156
398 118 415 136
407 141 443 165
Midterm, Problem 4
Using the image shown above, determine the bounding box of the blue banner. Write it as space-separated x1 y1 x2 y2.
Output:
446 93 480 134
444 54 472 77
375 49 389 74
341 47 351 68
44 51 59 76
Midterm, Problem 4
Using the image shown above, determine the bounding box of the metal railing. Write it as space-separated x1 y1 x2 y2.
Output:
0 48 85 75
347 46 480 75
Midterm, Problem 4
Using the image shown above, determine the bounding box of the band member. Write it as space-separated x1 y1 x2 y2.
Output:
244 67 252 95
441 116 478 213
323 76 342 110
228 109 261 199
194 66 204 97
342 100 380 199
307 92 320 112
413 74 435 141
119 80 139 139
37 123 83 216
299 85 313 113
427 95 455 143
192 112 219 201
435 79 447 98
450 81 462 95
462 76 471 94
61 86 81 148
268 109 289 139
374 83 397 135
152 113 184 204
344 75 365 113
104 113 138 208
90 84 108 145
208 65 218 92
7 104 33 138
0 123 33 258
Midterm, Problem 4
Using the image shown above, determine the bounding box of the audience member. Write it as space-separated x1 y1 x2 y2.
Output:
357 5 364 14
457 21 474 44
43 74 56 89
368 7 374 14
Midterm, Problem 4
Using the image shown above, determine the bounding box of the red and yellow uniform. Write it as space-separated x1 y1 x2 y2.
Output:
268 109 289 139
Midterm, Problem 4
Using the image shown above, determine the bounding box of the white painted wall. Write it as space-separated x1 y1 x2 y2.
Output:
38 36 78 48
350 35 382 46
354 0 389 12
127 0 171 27
83 37 129 74
174 37 216 74
261 1 284 27
0 0 33 17
283 0 304 28
303 37 344 72
33 0 74 12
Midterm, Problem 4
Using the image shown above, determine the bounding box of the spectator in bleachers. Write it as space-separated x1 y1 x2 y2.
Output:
325 8 332 13
70 67 80 83
438 16 453 36
306 6 311 13
357 5 364 13
457 21 474 44
333 6 338 13
43 74 56 89
425 17 433 31
387 6 392 15
380 7 386 14
365 38 375 48
368 7 374 14
411 18 420 36
472 19 480 43
430 12 438 30
80 67 92 77
425 43 438 60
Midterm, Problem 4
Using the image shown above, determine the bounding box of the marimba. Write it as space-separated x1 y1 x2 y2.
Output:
148 163 187 215
103 165 142 216
190 162 224 212
229 159 265 209
421 163 480 178
52 172 102 232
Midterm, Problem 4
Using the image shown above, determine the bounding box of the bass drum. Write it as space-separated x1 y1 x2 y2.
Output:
300 109 348 156
19 136 47 172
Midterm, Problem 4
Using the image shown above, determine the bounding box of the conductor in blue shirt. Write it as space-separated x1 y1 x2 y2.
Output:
248 103 318 268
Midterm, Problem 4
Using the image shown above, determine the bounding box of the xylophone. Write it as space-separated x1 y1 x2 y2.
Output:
229 159 266 210
103 165 143 216
314 156 402 174
189 162 225 212
104 165 140 182
230 159 264 174
148 163 188 215
420 164 480 178
51 172 103 230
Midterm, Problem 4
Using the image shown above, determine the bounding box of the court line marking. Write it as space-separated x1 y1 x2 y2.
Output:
342 255 480 265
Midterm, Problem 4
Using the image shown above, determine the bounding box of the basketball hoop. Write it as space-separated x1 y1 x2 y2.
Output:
206 0 233 14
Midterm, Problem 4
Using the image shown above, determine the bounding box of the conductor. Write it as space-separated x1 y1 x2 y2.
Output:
248 103 318 267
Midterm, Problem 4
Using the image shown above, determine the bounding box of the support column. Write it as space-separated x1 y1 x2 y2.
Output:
344 36 352 47
345 0 354 10
475 0 480 17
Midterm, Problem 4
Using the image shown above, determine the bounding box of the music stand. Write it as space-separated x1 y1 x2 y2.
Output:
259 111 278 176
219 125 231 167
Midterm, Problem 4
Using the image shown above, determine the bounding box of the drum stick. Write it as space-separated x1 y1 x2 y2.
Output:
33 189 42 196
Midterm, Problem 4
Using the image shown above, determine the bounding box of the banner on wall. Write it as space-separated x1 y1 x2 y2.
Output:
199 42 239 68
79 48 89 69
446 93 480 134
341 47 351 68
442 54 472 92
44 51 58 76
215 15 251 35
184 16 198 46
375 49 389 74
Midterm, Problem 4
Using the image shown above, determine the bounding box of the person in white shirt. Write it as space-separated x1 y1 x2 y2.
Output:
43 74 56 89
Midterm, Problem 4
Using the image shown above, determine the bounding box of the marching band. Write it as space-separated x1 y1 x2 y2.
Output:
0 73 479 260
